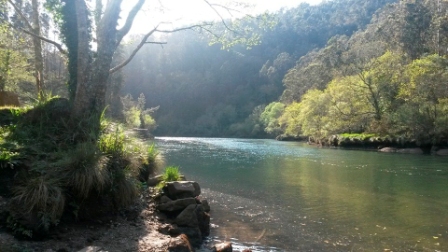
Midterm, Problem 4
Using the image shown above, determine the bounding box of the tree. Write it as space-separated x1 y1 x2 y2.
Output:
7 0 47 99
297 89 330 142
260 102 285 135
397 54 448 143
325 76 371 134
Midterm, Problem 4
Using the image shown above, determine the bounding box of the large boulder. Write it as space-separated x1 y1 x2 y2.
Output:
164 181 201 200
158 198 198 212
174 204 210 247
175 204 199 227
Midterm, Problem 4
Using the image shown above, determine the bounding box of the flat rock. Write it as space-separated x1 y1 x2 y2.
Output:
379 147 396 153
436 149 448 156
396 148 423 154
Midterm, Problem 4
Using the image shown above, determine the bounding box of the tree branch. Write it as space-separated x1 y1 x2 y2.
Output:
155 23 213 33
110 25 159 74
116 0 146 44
7 0 34 31
110 23 213 74
203 0 238 33
144 41 167 45
7 0 67 55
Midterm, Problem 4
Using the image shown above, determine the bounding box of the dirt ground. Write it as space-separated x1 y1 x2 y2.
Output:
0 188 191 252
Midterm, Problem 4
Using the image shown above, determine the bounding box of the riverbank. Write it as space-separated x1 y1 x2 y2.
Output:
0 187 183 252
278 133 448 155
0 182 251 252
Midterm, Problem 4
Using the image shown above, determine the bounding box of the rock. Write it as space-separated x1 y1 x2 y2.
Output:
436 149 448 156
196 205 210 237
167 234 193 252
147 174 164 187
379 147 397 153
201 199 211 212
177 226 203 248
213 242 233 252
175 204 198 227
158 198 198 212
242 249 253 252
165 181 201 200
160 195 172 204
76 246 102 252
396 148 423 154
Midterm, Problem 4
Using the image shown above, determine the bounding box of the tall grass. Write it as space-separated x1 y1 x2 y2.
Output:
1 97 160 235
57 142 110 199
10 175 65 233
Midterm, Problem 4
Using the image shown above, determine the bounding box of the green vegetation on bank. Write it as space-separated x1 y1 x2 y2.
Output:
0 97 160 238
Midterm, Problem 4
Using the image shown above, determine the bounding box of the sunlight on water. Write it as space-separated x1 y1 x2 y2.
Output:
155 137 448 251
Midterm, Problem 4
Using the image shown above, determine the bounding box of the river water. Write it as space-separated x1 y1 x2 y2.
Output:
155 137 448 252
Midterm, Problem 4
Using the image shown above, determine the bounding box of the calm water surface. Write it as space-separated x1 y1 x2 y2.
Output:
155 137 448 252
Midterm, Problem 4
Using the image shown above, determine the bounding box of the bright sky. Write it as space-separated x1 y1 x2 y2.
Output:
125 0 323 35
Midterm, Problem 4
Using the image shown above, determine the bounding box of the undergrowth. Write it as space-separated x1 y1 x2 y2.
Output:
0 97 160 238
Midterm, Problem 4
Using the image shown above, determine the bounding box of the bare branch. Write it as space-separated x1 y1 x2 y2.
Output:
7 0 34 31
7 0 67 55
203 0 238 33
144 42 167 45
116 0 146 44
110 23 214 74
155 23 213 33
110 25 159 74
22 28 67 54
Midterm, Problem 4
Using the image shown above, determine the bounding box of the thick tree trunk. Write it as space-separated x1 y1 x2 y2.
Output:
71 0 145 120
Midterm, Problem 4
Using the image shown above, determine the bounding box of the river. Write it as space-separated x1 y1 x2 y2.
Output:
155 137 448 252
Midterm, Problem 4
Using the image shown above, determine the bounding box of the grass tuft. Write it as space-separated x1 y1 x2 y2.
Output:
57 142 110 199
163 166 181 182
10 175 65 233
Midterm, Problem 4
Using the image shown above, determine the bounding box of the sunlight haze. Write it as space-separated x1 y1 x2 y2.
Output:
126 0 323 35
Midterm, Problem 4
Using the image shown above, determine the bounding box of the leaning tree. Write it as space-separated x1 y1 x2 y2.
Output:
7 0 262 128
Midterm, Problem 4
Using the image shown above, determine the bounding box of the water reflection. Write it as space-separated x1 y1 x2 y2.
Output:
156 137 448 251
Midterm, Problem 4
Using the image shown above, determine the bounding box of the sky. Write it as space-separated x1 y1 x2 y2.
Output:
126 0 324 35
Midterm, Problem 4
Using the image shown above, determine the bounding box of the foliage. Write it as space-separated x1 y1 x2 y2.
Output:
0 98 159 234
122 94 157 131
163 166 181 182
10 175 65 233
260 102 285 135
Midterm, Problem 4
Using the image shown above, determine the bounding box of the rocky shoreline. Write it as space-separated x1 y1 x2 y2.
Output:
277 134 448 155
0 180 251 252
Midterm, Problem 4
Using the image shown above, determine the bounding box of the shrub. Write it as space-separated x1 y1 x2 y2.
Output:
98 126 126 157
9 175 65 235
57 142 110 199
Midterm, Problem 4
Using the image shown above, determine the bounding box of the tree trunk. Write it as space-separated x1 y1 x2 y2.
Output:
71 0 145 120
31 0 45 100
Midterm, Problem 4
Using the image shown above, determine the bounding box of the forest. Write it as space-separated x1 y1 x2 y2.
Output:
119 0 448 149
1 0 448 247
3 0 448 146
